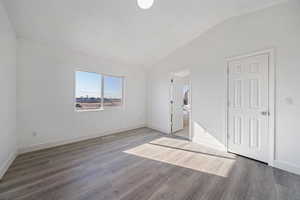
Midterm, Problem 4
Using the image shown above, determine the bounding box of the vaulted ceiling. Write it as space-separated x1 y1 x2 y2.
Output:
3 0 287 67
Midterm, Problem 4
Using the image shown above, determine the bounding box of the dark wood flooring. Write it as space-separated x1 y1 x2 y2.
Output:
0 128 300 200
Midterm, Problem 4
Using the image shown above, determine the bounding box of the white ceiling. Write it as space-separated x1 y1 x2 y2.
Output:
3 0 287 67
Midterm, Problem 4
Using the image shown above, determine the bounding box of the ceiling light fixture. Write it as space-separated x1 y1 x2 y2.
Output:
137 0 154 10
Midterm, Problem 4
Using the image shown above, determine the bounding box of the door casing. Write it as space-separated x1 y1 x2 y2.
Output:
169 75 193 141
225 48 276 166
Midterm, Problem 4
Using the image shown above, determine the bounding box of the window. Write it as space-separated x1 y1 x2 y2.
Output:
103 75 123 107
75 71 102 110
75 71 123 111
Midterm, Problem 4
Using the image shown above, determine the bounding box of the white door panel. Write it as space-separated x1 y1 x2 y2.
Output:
171 78 184 133
228 54 269 163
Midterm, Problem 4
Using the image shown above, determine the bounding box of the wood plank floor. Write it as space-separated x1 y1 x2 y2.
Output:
0 128 300 200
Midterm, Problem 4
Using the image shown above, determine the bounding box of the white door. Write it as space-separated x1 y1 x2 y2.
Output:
171 77 184 133
228 54 269 163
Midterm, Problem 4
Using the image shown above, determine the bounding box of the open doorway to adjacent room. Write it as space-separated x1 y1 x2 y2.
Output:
170 69 191 140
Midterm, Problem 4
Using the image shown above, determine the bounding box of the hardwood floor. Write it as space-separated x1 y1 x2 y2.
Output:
0 128 300 200
174 127 190 140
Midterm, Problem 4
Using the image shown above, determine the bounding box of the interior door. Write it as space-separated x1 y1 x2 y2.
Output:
171 77 184 133
228 54 269 163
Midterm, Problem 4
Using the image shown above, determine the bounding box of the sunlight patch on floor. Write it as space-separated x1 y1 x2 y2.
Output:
192 122 226 151
124 137 236 177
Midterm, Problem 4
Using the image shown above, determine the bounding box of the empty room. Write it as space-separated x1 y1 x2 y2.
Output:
1 0 300 199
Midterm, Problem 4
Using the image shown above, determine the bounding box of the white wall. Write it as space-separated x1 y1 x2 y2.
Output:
147 1 300 174
17 38 147 152
0 1 17 177
147 67 172 133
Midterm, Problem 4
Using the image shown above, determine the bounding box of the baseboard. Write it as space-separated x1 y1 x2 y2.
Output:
19 124 146 154
146 124 170 134
273 160 300 176
0 151 17 180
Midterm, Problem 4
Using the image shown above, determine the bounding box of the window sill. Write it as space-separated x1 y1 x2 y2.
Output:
75 108 104 112
75 106 124 113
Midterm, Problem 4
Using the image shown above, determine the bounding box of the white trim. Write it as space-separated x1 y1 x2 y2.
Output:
76 108 105 112
147 124 170 134
274 160 300 176
188 79 193 141
225 62 229 153
169 72 192 140
75 106 124 113
18 124 146 154
0 151 17 180
169 75 174 135
225 48 276 166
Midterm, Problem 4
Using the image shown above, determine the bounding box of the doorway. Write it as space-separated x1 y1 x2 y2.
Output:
226 49 275 164
170 70 191 140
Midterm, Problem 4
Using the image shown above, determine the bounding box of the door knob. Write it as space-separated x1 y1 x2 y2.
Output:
261 111 270 116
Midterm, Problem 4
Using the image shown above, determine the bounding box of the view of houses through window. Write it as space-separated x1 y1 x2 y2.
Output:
75 71 123 111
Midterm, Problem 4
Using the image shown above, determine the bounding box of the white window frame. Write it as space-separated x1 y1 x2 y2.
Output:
74 70 125 112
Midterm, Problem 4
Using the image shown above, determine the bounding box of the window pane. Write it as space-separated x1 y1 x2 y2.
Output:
103 76 123 107
75 71 102 110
